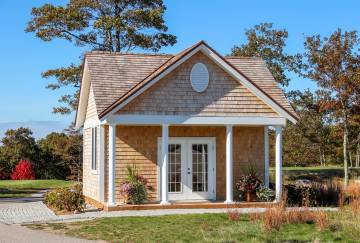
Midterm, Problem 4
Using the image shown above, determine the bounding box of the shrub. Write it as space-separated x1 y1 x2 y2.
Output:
256 185 275 202
285 181 341 207
44 184 85 212
10 159 35 180
226 209 240 221
119 166 149 204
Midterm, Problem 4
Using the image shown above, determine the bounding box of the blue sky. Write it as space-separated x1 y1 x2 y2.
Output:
1 0 360 126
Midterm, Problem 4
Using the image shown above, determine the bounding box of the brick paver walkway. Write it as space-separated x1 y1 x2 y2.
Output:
0 202 57 224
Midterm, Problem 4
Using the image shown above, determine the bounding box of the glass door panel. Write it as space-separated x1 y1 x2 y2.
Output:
168 144 182 192
191 144 208 192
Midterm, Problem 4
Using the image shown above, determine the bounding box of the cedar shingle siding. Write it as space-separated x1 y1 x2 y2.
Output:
118 52 278 116
102 125 264 203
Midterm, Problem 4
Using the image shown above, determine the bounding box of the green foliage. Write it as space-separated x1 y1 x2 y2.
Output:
0 127 39 178
231 23 302 87
256 185 275 202
38 129 82 180
0 127 82 180
44 183 85 212
26 0 177 114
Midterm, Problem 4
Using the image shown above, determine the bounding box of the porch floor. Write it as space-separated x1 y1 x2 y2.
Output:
103 201 276 212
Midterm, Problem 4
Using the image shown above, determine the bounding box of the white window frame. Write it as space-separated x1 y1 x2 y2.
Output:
91 126 99 173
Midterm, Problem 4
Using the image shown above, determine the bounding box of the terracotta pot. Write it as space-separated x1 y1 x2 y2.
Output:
246 191 256 202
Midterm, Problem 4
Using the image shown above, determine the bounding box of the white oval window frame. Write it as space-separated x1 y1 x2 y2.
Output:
190 63 209 93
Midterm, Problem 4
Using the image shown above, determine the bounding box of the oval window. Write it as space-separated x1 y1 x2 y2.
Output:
190 63 209 92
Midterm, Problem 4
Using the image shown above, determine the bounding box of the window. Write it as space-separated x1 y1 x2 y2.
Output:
190 63 209 92
91 127 98 171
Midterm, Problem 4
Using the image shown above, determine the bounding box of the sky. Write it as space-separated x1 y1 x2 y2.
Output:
1 0 360 131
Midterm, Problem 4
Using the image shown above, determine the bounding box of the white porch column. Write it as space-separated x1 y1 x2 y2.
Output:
275 126 283 202
225 125 234 204
99 125 105 203
107 124 116 206
264 126 270 188
160 124 170 205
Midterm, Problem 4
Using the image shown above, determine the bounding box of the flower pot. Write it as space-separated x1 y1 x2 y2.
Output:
246 191 256 202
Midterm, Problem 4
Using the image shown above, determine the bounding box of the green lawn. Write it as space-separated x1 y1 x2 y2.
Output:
0 180 75 198
28 213 354 242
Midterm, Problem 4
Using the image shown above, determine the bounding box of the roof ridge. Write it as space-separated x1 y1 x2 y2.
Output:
85 51 174 57
225 56 263 60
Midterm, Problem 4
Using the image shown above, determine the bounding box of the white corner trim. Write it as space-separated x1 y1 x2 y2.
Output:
103 43 296 124
75 60 91 129
106 115 287 126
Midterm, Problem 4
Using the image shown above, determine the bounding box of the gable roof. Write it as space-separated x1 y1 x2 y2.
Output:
76 41 298 128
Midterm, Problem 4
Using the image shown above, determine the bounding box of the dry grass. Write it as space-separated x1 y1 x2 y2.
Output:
249 203 329 233
262 204 285 232
312 211 328 230
226 209 240 221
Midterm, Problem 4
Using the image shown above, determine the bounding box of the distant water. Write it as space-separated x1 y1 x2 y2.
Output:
0 121 68 140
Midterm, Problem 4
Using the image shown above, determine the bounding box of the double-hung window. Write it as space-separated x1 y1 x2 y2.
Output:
91 127 98 171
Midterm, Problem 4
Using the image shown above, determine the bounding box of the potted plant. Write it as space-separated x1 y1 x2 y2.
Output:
236 167 262 202
119 166 150 204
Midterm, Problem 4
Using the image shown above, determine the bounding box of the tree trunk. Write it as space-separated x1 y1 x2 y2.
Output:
319 147 323 166
350 151 353 168
356 133 360 167
344 121 349 187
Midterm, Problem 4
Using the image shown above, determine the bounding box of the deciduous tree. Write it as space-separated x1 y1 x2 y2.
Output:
303 29 360 186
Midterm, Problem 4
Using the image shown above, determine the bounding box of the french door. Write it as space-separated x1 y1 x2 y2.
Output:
158 138 216 201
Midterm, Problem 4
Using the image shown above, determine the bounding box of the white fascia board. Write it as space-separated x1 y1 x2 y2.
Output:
105 115 286 126
75 60 91 129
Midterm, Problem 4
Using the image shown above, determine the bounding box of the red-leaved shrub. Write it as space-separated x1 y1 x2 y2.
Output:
10 160 35 180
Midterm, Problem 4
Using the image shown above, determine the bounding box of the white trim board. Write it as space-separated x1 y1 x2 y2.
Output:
75 60 91 129
103 43 296 124
106 115 287 126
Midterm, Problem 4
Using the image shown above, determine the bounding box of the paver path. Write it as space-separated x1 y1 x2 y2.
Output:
0 201 57 224
0 223 98 243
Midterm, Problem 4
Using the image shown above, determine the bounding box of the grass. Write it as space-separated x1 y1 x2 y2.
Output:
0 180 75 198
270 166 360 183
28 213 356 242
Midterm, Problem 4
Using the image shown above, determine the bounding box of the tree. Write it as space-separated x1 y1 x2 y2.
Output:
230 23 301 87
38 130 82 181
303 29 360 186
0 127 39 177
26 0 177 114
284 90 332 166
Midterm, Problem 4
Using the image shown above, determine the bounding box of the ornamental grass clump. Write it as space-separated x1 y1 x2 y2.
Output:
120 166 150 204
